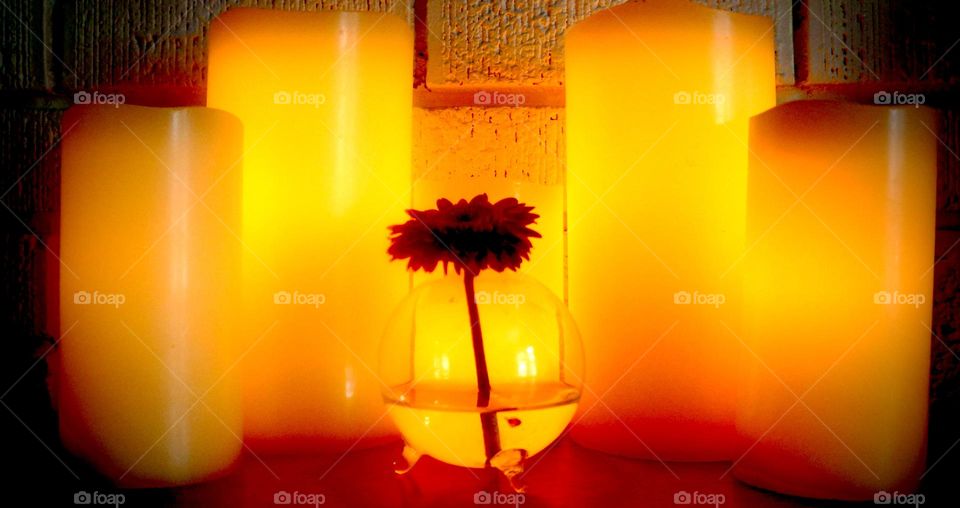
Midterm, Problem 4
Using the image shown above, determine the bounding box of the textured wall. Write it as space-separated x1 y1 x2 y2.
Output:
800 0 958 85
932 230 960 399
939 110 960 215
0 0 53 91
412 107 564 184
424 0 795 87
0 108 61 345
59 0 412 103
0 107 64 486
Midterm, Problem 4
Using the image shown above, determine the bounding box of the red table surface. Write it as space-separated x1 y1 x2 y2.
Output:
135 437 891 507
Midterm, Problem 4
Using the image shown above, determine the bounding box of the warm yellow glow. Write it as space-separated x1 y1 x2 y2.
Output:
735 101 936 500
387 387 577 468
207 8 412 451
59 105 243 486
565 0 775 460
381 273 581 468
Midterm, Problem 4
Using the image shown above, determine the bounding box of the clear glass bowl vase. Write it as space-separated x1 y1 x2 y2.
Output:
379 271 583 489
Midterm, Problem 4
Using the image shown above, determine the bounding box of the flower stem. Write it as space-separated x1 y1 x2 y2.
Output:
464 272 492 406
463 272 500 465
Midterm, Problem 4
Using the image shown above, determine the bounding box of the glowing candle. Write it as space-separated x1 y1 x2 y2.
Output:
59 105 243 486
565 0 775 460
735 101 936 500
207 8 412 451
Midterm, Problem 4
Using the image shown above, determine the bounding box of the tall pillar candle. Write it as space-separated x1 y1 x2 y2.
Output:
735 101 936 500
565 0 776 460
59 105 243 486
207 8 412 451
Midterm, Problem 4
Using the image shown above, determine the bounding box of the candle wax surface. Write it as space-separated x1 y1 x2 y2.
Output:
565 0 776 460
59 105 244 486
735 101 936 500
207 8 413 451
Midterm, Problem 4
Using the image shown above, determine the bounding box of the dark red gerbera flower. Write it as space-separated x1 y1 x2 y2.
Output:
388 194 541 275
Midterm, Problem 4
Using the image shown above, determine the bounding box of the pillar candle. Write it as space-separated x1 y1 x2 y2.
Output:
59 105 243 486
565 0 775 460
735 100 936 500
207 8 412 451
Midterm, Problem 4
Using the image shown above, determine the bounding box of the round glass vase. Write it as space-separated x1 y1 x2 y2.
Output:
380 271 583 488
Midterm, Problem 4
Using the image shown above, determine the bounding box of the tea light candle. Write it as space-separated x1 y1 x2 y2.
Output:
207 8 412 451
565 0 776 460
58 105 243 486
735 100 936 500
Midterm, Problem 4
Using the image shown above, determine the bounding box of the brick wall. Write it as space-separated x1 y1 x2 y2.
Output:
1 0 957 486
